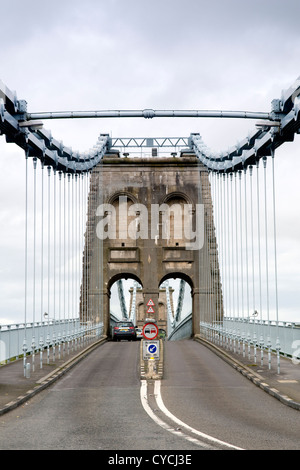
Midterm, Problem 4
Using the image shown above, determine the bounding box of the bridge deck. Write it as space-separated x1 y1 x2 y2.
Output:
0 336 299 416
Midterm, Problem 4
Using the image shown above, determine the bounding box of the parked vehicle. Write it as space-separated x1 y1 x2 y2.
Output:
135 327 143 340
113 321 137 341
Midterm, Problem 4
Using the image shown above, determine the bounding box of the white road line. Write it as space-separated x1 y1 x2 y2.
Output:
154 380 244 451
140 380 213 449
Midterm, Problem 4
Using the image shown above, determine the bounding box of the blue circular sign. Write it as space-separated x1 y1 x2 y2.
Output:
148 344 157 354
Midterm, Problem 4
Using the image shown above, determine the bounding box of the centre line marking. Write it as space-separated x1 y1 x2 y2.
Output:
154 380 243 450
140 380 244 450
140 380 212 449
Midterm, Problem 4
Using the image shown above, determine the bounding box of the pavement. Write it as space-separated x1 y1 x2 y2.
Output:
0 334 299 416
0 336 107 415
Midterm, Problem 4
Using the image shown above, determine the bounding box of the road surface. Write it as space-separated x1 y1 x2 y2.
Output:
0 339 299 450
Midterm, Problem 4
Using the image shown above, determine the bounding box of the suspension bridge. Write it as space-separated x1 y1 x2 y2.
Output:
0 77 300 383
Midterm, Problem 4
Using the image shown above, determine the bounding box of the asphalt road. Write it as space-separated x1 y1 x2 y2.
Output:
0 339 299 450
162 340 300 450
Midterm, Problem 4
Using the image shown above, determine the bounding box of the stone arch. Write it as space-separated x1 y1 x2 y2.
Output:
160 191 194 208
159 272 194 291
107 272 143 292
107 191 138 205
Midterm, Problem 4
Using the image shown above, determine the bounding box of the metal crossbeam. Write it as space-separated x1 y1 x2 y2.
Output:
26 109 273 121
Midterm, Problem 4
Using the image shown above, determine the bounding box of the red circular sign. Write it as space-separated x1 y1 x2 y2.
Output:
142 322 159 340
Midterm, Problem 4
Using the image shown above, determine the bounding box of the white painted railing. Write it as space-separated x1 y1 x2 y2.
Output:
0 319 103 364
200 317 300 360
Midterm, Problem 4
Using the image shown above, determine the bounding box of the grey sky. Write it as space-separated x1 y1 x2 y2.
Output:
0 0 299 323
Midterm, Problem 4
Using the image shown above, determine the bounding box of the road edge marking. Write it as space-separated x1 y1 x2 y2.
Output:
140 380 212 449
154 380 244 451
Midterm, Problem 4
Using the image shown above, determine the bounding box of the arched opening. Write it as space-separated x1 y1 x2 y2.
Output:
108 273 142 339
159 273 193 339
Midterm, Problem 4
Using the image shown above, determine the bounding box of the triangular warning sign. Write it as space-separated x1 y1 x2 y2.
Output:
147 306 155 313
147 299 155 306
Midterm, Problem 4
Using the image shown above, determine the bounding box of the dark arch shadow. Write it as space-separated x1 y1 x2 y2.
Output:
107 272 143 292
159 272 194 291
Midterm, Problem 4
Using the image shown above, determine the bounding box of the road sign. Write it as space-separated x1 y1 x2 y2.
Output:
148 343 157 355
142 322 159 340
146 299 155 306
147 306 155 314
143 340 160 359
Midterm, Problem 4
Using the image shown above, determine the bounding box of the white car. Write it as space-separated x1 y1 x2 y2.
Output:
135 328 143 340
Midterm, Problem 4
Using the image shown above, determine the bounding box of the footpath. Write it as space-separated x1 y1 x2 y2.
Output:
0 336 107 415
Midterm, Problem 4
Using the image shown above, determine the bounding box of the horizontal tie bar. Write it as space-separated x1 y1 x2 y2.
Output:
26 109 273 121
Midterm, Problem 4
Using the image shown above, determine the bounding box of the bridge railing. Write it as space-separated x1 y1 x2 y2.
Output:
168 313 192 341
0 319 104 364
200 317 300 360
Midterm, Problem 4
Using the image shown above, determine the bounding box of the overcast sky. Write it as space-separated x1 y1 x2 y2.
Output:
0 0 299 324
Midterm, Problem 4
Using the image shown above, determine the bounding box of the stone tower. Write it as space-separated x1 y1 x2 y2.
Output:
80 151 223 336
